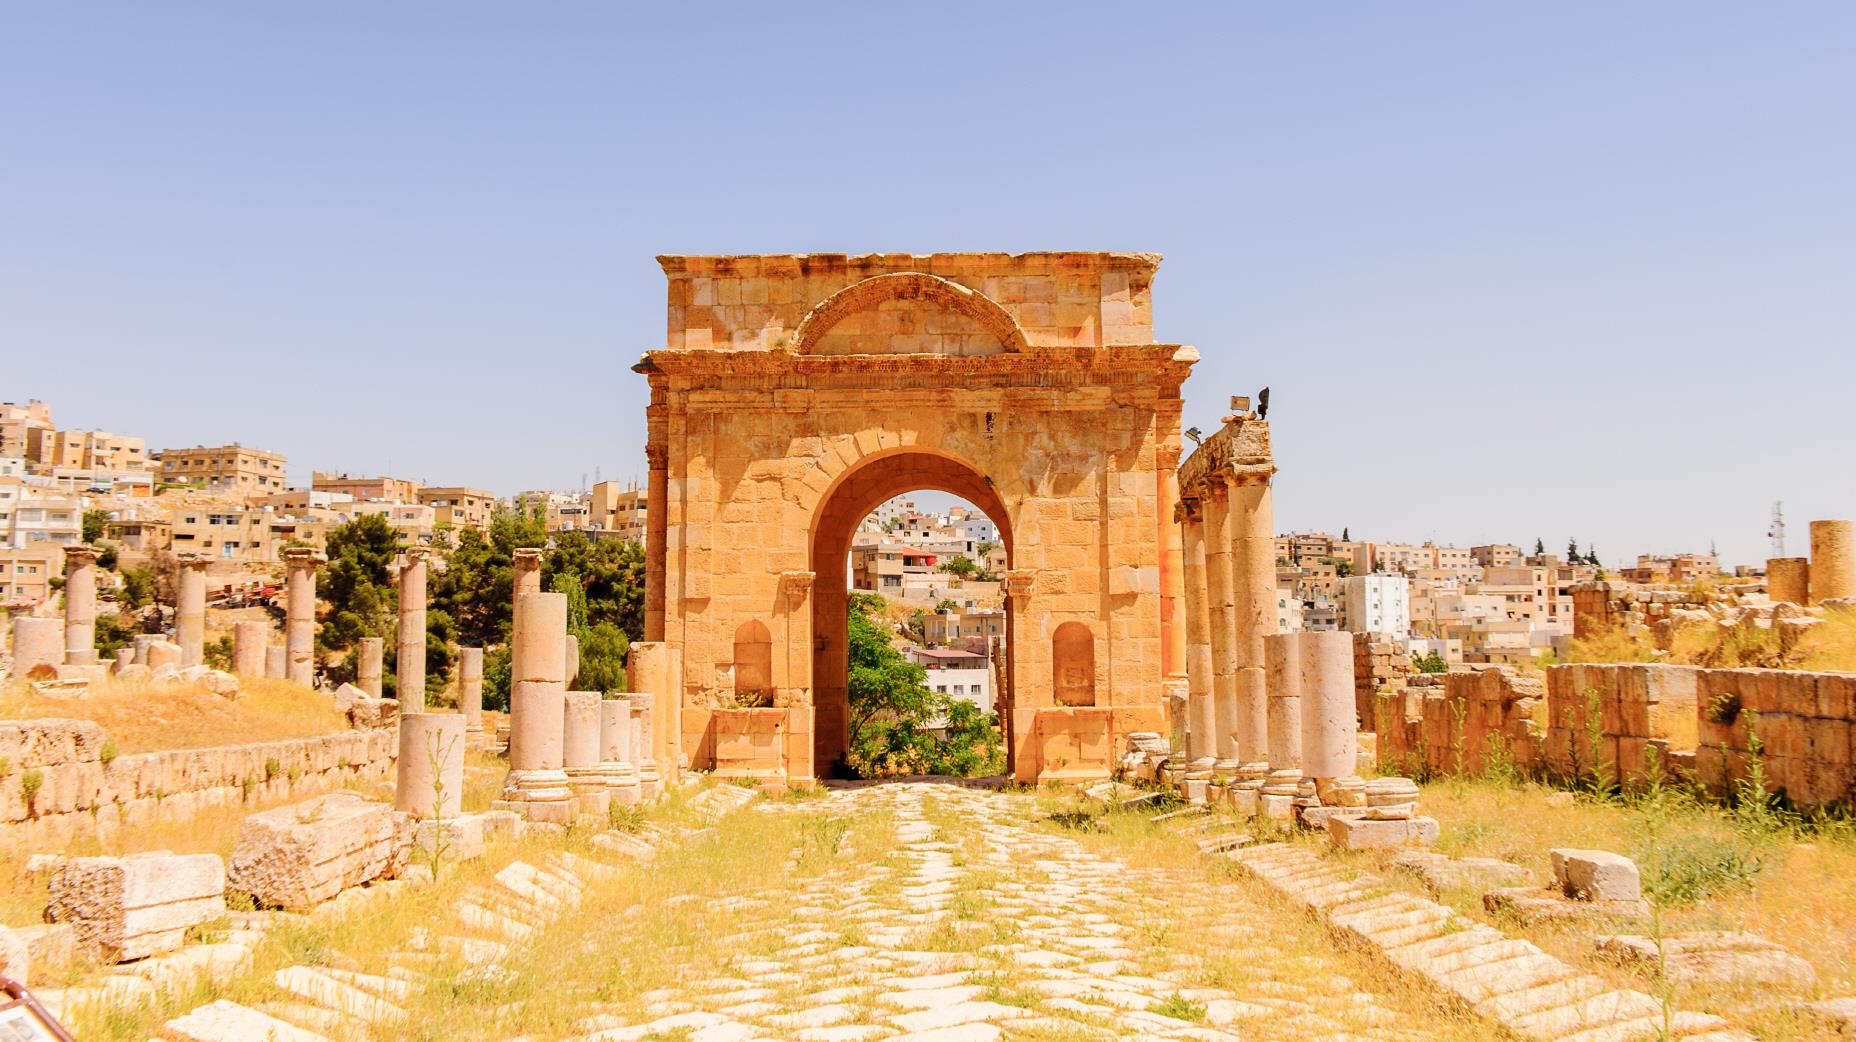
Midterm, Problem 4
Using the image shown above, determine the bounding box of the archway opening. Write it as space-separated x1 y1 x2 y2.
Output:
810 451 1014 778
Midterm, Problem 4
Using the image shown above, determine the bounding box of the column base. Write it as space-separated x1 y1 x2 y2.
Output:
1236 761 1270 782
497 768 574 823
490 796 575 825
638 761 662 801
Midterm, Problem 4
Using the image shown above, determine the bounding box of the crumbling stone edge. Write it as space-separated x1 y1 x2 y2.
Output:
1216 841 1753 1042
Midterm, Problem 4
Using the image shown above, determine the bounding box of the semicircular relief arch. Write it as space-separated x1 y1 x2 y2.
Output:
790 272 1029 357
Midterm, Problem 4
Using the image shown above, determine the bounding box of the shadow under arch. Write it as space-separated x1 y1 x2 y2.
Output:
810 447 1015 777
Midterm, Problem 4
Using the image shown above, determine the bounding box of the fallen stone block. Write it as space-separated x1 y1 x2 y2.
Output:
1392 851 1533 895
1484 886 1649 925
1327 814 1439 850
228 792 412 910
13 924 75 977
331 683 367 714
347 697 399 730
164 998 333 1042
196 669 240 698
1799 997 1856 1035
414 814 486 863
475 808 523 840
45 852 226 962
1597 932 1817 989
1550 848 1641 902
0 924 28 985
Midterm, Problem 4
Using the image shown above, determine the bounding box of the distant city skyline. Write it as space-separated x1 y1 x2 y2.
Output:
5 4 1851 568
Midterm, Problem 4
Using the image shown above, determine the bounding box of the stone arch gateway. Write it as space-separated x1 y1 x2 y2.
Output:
635 252 1200 785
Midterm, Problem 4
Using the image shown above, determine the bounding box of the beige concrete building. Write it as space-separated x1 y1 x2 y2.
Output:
418 486 495 532
0 401 53 460
1471 543 1522 568
588 481 648 541
0 487 83 549
0 545 61 608
311 471 422 503
156 444 288 495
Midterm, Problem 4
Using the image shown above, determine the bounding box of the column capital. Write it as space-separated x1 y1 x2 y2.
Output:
1175 496 1203 524
400 546 432 567
779 570 816 603
177 552 211 570
645 443 669 469
1003 569 1037 600
281 547 328 568
513 547 544 566
1222 461 1277 486
63 544 102 566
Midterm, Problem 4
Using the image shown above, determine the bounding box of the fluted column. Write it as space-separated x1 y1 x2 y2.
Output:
397 548 429 711
176 554 209 668
282 547 325 687
62 545 102 665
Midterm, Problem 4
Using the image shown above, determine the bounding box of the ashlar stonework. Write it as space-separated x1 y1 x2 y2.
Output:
637 252 1205 784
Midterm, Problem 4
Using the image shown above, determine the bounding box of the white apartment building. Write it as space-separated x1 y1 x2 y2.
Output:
1342 574 1411 639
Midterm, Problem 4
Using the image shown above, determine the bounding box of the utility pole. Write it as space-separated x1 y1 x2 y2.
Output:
1769 501 1786 558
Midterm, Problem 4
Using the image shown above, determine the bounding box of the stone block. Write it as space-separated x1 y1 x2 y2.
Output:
475 809 523 840
44 851 226 962
227 792 411 909
1550 848 1641 902
12 923 74 977
1326 814 1439 850
414 814 486 863
0 924 27 985
1484 887 1649 925
164 999 333 1042
1597 931 1816 989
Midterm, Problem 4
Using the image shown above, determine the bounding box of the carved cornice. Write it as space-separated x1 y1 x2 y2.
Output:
780 571 816 603
1178 417 1275 499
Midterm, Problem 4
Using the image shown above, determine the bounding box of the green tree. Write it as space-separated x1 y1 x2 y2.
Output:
578 620 631 694
845 593 939 777
934 598 960 613
120 564 157 611
938 554 978 579
974 539 999 560
1341 527 1350 542
318 514 399 656
1567 537 1581 563
1411 651 1448 674
1535 537 1546 556
82 509 110 544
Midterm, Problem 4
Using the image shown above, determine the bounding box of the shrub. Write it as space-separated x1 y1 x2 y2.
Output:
1634 832 1763 905
99 742 118 766
264 756 281 781
20 768 44 806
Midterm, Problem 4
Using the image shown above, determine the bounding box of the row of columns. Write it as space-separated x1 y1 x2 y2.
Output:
1178 466 1275 778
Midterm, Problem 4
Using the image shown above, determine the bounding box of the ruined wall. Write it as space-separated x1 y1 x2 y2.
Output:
0 719 398 849
1570 581 1741 645
1543 663 1854 809
1374 667 1544 778
1353 633 1410 726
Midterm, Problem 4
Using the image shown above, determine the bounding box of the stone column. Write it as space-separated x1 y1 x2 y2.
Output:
1201 479 1239 772
1002 570 1037 782
1767 558 1809 605
264 646 286 680
629 692 658 800
1262 632 1303 815
458 647 484 738
114 647 133 672
395 713 465 818
601 695 640 806
12 616 63 678
495 590 573 823
1228 472 1275 779
396 549 429 711
62 545 102 665
1298 629 1362 806
1157 441 1187 682
565 633 580 689
176 554 209 669
1809 520 1855 604
644 441 668 642
356 637 384 697
282 547 325 687
232 620 267 676
1179 498 1216 773
628 644 667 798
513 546 544 598
563 691 610 818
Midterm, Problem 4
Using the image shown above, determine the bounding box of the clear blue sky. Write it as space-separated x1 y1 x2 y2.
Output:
5 4 1851 567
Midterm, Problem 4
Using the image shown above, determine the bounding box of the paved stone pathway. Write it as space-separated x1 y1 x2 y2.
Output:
560 783 1465 1042
153 782 1498 1041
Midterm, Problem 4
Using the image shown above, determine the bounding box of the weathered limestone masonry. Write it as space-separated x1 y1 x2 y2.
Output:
459 646 484 739
1810 519 1856 604
562 691 610 818
12 616 63 679
356 636 384 698
63 544 102 665
176 554 209 668
1767 556 1811 605
1375 667 1547 778
495 590 574 823
598 695 640 806
282 547 326 687
397 548 429 710
45 852 225 962
394 712 465 818
1571 580 1736 645
232 620 267 677
1548 663 1856 808
1354 633 1411 727
639 252 1192 785
0 718 398 848
1175 415 1276 780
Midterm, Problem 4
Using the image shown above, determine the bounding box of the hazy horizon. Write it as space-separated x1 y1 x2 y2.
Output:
5 4 1851 568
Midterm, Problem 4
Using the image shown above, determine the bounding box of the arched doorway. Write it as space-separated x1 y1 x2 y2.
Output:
809 449 1015 776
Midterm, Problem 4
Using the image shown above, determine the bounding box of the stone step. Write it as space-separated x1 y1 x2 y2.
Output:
255 1000 362 1036
273 964 407 1022
320 966 415 1001
1509 989 1664 1039
163 999 334 1042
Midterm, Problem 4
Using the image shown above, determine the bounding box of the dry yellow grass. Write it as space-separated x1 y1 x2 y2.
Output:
1572 603 1856 672
0 676 349 753
1397 778 1856 1040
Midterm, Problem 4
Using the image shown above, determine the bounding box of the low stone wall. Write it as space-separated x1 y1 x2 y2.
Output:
1352 633 1410 728
1374 667 1544 778
1543 663 1853 808
0 719 398 849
